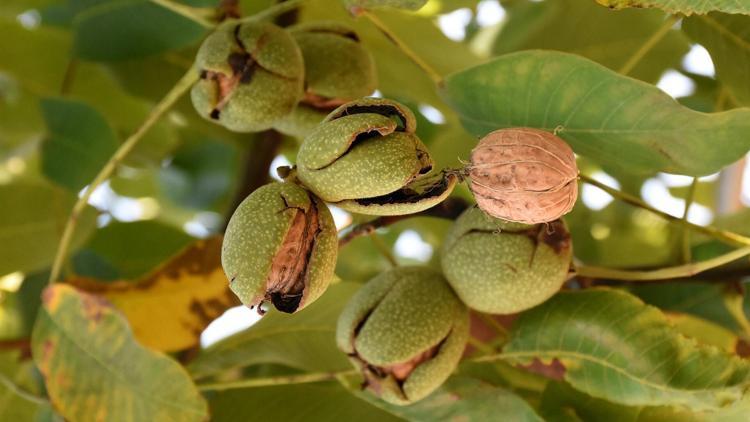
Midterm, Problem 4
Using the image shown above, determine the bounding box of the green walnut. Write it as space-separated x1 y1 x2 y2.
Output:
191 21 304 132
440 207 572 314
221 182 337 313
296 98 456 215
274 21 377 138
336 266 469 405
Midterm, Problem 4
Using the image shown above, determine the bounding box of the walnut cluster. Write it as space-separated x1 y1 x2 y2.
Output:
468 128 578 224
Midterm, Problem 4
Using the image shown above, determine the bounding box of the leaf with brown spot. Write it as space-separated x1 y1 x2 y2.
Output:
67 237 238 352
31 284 208 422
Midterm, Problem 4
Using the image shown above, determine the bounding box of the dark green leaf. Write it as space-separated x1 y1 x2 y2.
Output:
40 97 118 191
73 0 207 61
441 51 750 176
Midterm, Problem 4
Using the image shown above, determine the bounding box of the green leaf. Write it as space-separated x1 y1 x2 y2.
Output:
0 350 56 421
503 288 750 411
87 220 194 279
73 0 207 61
40 98 118 191
209 381 402 422
595 0 750 15
0 182 96 276
189 282 359 379
441 50 750 176
31 284 208 421
493 0 689 83
370 376 544 421
683 13 750 106
342 0 426 11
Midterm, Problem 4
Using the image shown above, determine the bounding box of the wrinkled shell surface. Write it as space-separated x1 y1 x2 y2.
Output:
221 182 337 313
469 128 578 224
441 207 572 314
191 21 304 132
336 266 469 405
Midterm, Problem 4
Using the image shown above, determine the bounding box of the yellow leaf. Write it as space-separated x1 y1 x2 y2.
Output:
69 237 238 352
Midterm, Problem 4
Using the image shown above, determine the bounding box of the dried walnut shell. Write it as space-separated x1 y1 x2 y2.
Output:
469 128 578 224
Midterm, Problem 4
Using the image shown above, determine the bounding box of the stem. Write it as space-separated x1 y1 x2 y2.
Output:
197 370 358 391
359 10 444 85
149 0 215 28
681 177 699 263
476 312 509 339
60 58 77 95
369 233 399 267
0 373 49 406
48 68 199 285
579 174 750 247
244 0 307 22
618 15 680 75
575 245 750 281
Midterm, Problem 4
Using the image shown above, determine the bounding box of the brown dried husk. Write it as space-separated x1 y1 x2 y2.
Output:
469 127 578 224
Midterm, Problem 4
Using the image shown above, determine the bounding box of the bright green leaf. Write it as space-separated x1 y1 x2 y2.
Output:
683 13 750 106
504 288 750 412
0 182 96 276
343 0 427 11
40 98 118 191
32 284 208 421
493 0 689 83
441 51 750 176
595 0 750 15
189 282 359 379
73 0 207 61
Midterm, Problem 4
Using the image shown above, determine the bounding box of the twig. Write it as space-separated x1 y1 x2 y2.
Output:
579 174 750 247
618 15 680 75
149 0 215 28
358 10 444 86
197 369 358 391
575 245 750 281
681 177 699 263
338 197 469 247
369 232 398 267
48 68 199 285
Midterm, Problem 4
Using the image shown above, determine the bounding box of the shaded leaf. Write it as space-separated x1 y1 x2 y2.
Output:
504 288 750 411
369 376 544 421
0 183 96 276
209 381 401 422
31 284 208 421
73 0 207 61
595 0 750 15
441 51 750 176
189 282 359 379
40 97 118 191
87 220 194 279
683 13 750 106
69 237 237 352
493 0 689 83
0 350 56 421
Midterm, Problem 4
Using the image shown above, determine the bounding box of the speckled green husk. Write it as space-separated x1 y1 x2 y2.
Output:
336 266 469 405
440 207 572 314
191 21 304 132
221 182 337 313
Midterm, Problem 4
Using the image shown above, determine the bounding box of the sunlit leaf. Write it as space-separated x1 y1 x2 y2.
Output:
595 0 750 15
189 282 359 379
493 0 689 83
40 97 118 191
441 51 750 176
68 237 237 352
683 13 750 106
31 284 208 421
343 0 427 11
504 288 750 411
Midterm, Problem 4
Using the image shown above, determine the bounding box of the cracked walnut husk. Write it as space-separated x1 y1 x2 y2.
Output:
221 182 337 314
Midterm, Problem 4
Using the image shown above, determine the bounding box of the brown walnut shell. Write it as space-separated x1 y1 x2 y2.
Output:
469 127 578 224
